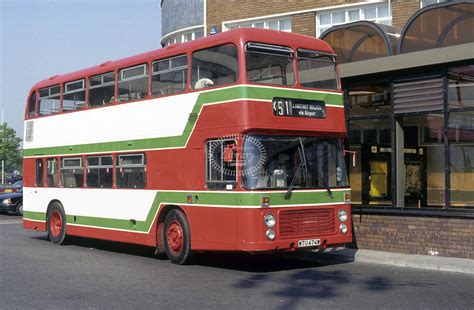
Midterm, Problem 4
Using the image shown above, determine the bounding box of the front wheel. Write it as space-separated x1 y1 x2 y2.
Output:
163 209 192 265
15 203 23 216
47 202 67 244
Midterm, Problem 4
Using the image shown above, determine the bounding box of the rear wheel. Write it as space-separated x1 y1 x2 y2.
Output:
47 202 67 244
15 203 23 216
163 209 192 265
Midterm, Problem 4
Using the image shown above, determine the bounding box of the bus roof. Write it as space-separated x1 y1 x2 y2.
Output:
30 28 336 91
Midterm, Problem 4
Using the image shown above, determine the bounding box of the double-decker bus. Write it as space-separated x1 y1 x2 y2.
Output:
23 28 352 264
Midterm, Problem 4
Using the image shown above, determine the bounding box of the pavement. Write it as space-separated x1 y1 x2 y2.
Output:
313 248 474 275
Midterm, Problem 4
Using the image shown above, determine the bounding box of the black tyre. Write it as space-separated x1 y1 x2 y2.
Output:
163 209 192 265
15 202 23 216
47 202 67 244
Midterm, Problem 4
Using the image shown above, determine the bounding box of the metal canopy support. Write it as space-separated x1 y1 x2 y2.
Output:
395 118 405 208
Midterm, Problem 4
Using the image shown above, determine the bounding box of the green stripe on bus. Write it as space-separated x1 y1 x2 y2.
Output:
23 189 348 232
23 211 46 221
23 86 342 157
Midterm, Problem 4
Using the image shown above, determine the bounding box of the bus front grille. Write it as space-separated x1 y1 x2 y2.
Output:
279 208 336 239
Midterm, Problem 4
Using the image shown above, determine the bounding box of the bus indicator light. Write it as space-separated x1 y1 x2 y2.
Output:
344 193 351 204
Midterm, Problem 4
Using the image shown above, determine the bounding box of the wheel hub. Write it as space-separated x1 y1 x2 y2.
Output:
50 210 62 238
166 220 183 254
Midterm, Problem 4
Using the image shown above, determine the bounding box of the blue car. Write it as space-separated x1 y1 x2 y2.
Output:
0 189 23 216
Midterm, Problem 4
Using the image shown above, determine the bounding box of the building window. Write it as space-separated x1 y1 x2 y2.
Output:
348 83 392 118
61 157 84 188
316 4 391 37
448 65 474 109
420 0 449 8
347 118 392 206
206 139 237 189
86 155 113 188
118 64 148 102
89 72 116 107
404 114 445 208
191 44 239 89
62 79 86 112
116 154 146 189
151 55 188 96
449 111 474 207
163 27 205 47
225 17 291 32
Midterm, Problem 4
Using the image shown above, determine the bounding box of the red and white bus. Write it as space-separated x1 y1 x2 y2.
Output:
23 28 352 264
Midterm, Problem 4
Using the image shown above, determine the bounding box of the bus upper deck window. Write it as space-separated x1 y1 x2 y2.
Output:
89 72 116 107
38 85 61 116
27 91 37 118
245 42 295 86
191 44 238 90
118 64 148 102
63 79 86 112
152 54 188 96
297 49 338 90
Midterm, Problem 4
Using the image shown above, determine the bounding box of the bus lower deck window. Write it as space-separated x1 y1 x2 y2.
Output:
116 154 146 189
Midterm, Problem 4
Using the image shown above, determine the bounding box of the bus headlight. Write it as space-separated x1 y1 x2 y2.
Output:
340 223 348 234
338 209 348 222
263 214 276 228
265 229 276 240
2 198 12 205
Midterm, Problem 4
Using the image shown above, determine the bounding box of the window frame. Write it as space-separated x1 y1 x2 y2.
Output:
86 155 114 188
245 42 296 87
316 3 392 37
119 64 148 82
191 43 240 90
296 48 340 91
27 91 37 118
151 54 188 96
46 157 60 188
115 153 147 189
205 139 238 189
60 157 84 188
88 71 116 107
35 158 44 187
224 17 292 32
38 85 61 116
117 64 149 103
62 79 87 112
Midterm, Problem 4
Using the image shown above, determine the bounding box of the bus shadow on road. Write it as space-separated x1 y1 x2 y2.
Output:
32 234 355 273
191 251 352 272
32 235 158 258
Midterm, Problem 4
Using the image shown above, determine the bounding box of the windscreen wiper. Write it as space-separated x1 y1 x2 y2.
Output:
285 138 308 200
308 154 333 198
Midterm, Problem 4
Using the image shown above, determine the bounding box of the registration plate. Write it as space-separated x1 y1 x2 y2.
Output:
297 239 321 248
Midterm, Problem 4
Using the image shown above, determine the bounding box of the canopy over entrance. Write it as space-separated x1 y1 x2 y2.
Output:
398 1 474 54
320 21 401 64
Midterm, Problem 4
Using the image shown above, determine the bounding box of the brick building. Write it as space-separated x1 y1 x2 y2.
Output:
161 0 474 259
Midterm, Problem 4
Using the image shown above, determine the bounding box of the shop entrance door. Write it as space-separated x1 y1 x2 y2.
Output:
361 145 392 205
369 160 388 199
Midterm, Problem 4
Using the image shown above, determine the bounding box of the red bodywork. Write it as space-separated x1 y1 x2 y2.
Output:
23 28 352 252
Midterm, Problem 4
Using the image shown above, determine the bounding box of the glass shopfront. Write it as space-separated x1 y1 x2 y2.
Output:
345 64 474 210
347 83 392 206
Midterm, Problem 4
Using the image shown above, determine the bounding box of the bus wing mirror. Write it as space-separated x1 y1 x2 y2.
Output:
223 143 237 163
344 150 356 167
